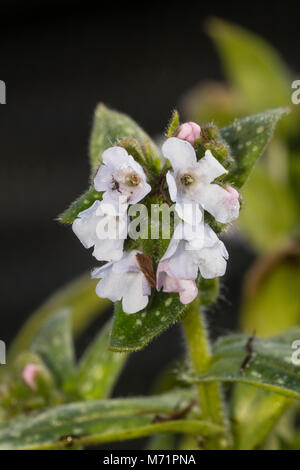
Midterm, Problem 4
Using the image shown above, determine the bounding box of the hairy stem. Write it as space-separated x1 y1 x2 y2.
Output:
182 298 230 449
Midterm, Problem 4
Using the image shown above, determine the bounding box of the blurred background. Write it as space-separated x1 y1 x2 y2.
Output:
1 0 299 413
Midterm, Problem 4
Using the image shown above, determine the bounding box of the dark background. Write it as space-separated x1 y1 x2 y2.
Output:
0 0 299 429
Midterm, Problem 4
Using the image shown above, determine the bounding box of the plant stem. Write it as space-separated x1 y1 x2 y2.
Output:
182 297 229 449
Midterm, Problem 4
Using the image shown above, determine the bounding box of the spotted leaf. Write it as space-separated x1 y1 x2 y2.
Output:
182 328 300 400
221 108 288 188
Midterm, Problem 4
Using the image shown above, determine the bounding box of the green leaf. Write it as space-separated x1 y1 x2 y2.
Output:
57 186 102 224
147 433 177 450
221 108 288 188
238 165 298 252
89 103 160 171
58 104 161 224
240 249 300 336
234 249 300 450
181 81 245 129
183 329 300 400
77 320 127 400
30 310 75 390
207 19 291 114
289 151 300 216
0 390 223 449
109 293 188 352
166 110 180 137
231 384 291 450
6 274 111 369
109 271 220 353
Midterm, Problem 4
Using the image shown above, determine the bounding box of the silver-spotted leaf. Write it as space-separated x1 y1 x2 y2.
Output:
6 274 110 370
206 19 291 114
77 320 127 400
0 390 223 450
58 187 102 224
183 329 300 400
221 108 288 188
30 310 75 391
109 293 188 352
90 103 160 171
231 384 291 450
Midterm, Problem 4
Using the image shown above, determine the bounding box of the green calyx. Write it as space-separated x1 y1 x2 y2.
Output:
195 124 233 168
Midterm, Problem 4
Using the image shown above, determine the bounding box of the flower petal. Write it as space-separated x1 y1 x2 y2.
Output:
102 192 129 214
130 182 152 204
156 260 198 305
156 260 169 291
166 171 177 202
113 250 141 273
98 199 128 216
122 272 149 313
161 230 181 261
197 245 227 278
162 137 197 171
72 201 100 248
93 165 113 192
172 219 204 248
92 250 151 313
101 146 130 169
93 238 125 262
95 213 128 241
197 150 227 183
178 280 198 304
125 154 147 180
142 276 152 296
95 270 123 302
91 262 113 279
219 239 229 260
175 201 203 226
202 223 219 248
199 184 240 223
167 240 199 280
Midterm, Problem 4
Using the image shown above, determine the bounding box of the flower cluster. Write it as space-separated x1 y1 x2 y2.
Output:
72 122 240 313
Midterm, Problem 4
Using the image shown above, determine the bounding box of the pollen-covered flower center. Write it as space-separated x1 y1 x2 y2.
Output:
125 172 141 187
111 168 142 193
176 168 201 191
180 174 194 186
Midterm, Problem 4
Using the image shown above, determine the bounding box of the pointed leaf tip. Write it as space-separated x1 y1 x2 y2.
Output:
89 104 160 171
221 108 289 188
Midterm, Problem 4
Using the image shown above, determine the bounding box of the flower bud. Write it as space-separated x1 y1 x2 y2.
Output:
202 141 231 166
22 363 40 390
177 122 201 145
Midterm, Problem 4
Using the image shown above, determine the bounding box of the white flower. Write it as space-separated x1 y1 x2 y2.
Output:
94 146 151 212
92 250 152 314
157 221 229 294
162 137 240 224
156 260 198 305
72 200 128 262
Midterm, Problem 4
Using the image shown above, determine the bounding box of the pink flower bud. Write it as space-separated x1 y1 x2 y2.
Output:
177 122 201 145
22 363 40 390
156 260 198 305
